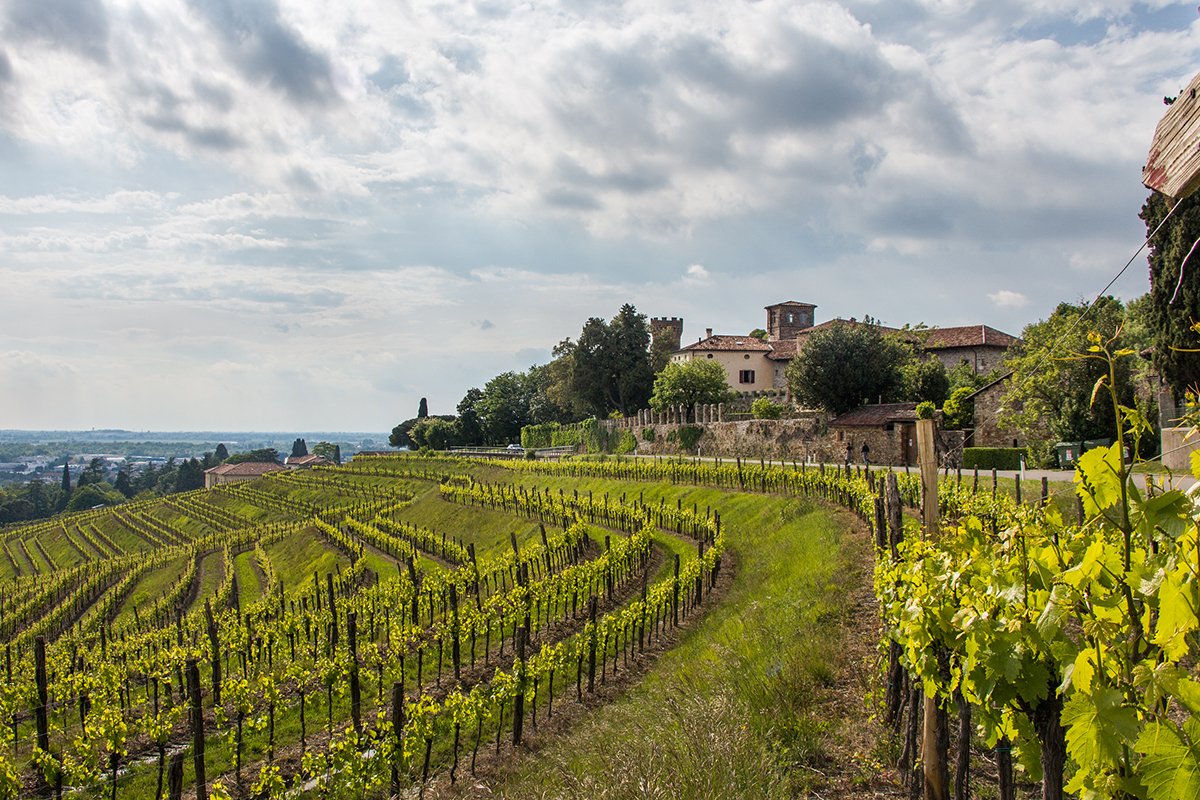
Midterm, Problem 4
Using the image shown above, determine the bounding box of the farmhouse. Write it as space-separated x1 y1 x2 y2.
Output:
203 461 287 489
669 299 1020 398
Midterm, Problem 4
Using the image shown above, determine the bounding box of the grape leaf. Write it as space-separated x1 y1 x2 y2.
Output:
1063 687 1139 770
1135 719 1200 800
1077 443 1124 512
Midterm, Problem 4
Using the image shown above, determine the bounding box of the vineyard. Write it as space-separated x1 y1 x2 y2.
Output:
1 405 1196 800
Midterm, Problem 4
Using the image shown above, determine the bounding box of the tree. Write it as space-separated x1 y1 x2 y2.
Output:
566 305 655 417
418 398 429 419
786 321 910 415
389 419 420 449
455 390 485 446
60 463 71 495
290 439 308 458
114 469 133 498
1141 191 1200 400
941 387 975 430
649 361 736 416
214 443 230 462
998 297 1138 464
224 448 283 465
749 328 768 341
313 442 341 463
175 458 205 493
650 329 677 373
78 457 107 487
479 372 533 444
411 418 456 450
902 356 950 406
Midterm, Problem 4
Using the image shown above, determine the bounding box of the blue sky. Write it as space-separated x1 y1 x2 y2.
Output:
0 0 1197 430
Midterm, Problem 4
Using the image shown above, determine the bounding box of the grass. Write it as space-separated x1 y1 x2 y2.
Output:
456 474 863 800
234 551 264 606
112 553 189 626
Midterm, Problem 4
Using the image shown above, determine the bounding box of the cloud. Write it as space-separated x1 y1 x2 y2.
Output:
5 0 110 63
682 263 713 285
988 289 1029 308
476 319 495 330
187 0 340 108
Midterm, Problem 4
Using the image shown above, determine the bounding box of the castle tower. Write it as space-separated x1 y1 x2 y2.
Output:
650 316 684 351
764 302 816 341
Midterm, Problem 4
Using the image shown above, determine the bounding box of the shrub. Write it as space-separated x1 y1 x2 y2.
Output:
642 427 656 442
616 430 637 455
962 447 1026 471
678 426 704 451
916 401 936 420
522 423 558 449
751 398 784 420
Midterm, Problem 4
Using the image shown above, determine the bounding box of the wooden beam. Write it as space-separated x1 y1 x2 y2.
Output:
1144 69 1200 199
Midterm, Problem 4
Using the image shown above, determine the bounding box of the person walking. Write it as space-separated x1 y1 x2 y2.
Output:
861 442 870 466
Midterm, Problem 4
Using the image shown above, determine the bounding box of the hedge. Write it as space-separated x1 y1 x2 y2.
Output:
962 447 1026 471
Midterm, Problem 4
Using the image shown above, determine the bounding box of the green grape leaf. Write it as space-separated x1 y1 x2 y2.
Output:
1153 571 1197 661
1077 444 1124 512
1175 678 1200 715
1135 719 1200 800
1063 687 1139 770
1191 448 1200 482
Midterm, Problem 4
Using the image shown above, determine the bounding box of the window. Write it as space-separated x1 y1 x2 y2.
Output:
706 353 713 359
787 313 793 323
739 370 755 384
744 353 750 359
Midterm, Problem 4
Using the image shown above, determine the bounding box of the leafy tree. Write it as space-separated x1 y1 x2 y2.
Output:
479 372 533 444
290 439 308 458
410 418 456 450
902 356 950 405
418 398 429 419
1141 191 1200 400
455 389 485 446
224 448 283 465
66 484 124 512
941 387 975 430
312 442 341 463
786 321 910 415
114 469 133 498
78 457 106 487
214 443 230 461
389 418 419 449
175 458 205 493
749 328 768 341
999 297 1138 464
751 397 784 419
649 360 736 416
566 304 655 417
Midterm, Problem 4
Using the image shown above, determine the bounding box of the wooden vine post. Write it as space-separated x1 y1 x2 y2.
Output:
187 659 207 800
916 417 949 800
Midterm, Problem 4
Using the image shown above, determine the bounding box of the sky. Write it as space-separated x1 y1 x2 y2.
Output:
0 0 1197 431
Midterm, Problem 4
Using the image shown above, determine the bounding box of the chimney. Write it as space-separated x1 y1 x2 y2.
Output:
705 328 713 339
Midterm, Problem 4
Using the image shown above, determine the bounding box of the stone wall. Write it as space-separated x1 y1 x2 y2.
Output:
600 415 963 466
971 380 1026 448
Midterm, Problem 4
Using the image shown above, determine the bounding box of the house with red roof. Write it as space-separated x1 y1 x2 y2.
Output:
203 461 288 490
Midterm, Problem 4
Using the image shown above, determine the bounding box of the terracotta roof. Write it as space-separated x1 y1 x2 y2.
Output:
676 335 771 353
204 462 288 476
923 325 1018 349
830 403 920 427
965 371 1014 400
766 340 799 361
285 454 334 466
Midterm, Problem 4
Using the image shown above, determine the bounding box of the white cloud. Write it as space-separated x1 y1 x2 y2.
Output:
683 263 713 285
989 289 1029 308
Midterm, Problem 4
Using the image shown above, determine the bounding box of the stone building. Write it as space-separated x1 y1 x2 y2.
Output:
649 317 684 351
966 372 1027 448
827 403 921 466
923 325 1018 375
671 332 776 392
203 461 288 490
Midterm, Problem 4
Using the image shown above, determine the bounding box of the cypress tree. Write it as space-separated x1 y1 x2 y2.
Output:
418 398 429 418
60 463 71 495
334 445 341 465
215 443 229 462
